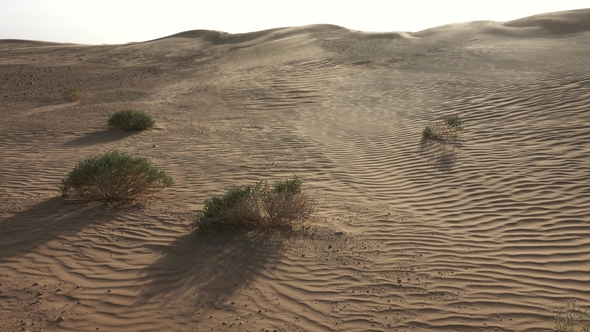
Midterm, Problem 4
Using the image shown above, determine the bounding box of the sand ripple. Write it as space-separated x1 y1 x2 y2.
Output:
2 9 590 332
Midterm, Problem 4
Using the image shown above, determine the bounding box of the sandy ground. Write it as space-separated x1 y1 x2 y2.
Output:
1 8 590 332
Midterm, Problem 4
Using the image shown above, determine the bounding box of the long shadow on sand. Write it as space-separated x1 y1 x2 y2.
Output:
137 228 296 305
64 130 137 147
0 198 115 260
419 137 463 172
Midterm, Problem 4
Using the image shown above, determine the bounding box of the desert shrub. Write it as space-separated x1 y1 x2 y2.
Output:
198 184 261 223
107 109 155 131
62 87 83 101
555 299 590 332
422 125 435 138
193 175 319 232
443 114 464 130
59 150 173 202
272 175 302 195
422 114 465 140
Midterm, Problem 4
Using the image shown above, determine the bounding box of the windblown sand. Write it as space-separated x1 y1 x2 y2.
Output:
1 8 590 332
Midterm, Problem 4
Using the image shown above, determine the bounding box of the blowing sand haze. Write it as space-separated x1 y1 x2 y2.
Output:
1 8 590 332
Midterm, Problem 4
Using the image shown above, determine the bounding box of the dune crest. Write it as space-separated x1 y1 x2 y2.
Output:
154 24 346 45
503 8 590 35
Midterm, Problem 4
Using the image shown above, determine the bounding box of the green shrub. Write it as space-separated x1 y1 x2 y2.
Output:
272 175 302 195
443 114 464 130
59 150 173 202
199 184 261 223
107 109 155 131
422 125 435 138
555 299 590 332
62 87 83 101
422 114 465 140
193 175 319 232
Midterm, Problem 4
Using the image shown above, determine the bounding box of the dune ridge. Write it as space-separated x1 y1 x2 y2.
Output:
1 8 590 332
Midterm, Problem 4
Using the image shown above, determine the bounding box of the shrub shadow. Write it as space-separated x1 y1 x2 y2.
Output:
0 198 114 260
64 130 137 147
137 228 297 305
419 137 463 172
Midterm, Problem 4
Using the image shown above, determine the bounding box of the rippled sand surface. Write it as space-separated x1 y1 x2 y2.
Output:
1 8 590 332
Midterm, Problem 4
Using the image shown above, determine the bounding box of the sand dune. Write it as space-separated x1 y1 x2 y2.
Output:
1 8 590 332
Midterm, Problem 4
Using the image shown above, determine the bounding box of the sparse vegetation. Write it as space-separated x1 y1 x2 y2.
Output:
422 125 434 138
59 150 173 202
192 175 320 232
443 114 464 130
422 114 465 140
62 87 83 101
555 299 590 332
107 109 155 131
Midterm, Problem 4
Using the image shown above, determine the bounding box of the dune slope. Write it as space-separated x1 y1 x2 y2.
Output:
1 9 590 332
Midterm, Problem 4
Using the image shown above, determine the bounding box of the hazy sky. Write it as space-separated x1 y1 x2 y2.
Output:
1 1 588 44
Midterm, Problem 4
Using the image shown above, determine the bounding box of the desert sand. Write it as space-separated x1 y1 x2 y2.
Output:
1 8 590 332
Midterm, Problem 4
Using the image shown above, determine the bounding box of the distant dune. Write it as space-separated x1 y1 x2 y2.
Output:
1 8 589 332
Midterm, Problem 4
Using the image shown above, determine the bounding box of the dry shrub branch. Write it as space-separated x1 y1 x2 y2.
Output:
62 87 83 101
193 176 321 232
422 114 465 140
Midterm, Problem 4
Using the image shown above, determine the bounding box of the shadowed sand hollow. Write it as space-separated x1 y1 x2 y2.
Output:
1 8 590 332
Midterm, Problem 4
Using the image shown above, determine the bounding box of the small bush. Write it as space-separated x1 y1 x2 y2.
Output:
422 125 435 138
555 299 590 332
443 114 464 130
199 184 260 224
62 87 83 101
193 175 319 232
273 175 302 195
59 150 173 202
107 109 155 131
422 114 465 140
